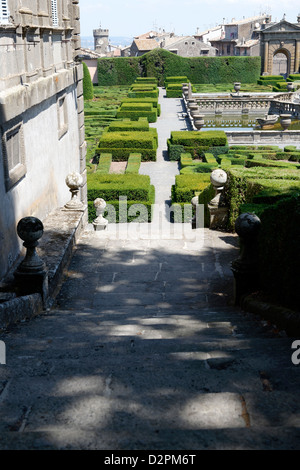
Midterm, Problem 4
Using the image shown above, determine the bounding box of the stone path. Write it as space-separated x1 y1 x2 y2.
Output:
0 89 299 450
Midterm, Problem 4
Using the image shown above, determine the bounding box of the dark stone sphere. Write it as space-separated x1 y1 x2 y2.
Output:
17 217 44 243
235 213 261 238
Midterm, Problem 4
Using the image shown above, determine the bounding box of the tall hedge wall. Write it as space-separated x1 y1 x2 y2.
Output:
97 49 261 86
97 57 141 86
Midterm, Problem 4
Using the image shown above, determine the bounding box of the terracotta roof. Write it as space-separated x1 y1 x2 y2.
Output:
235 39 259 48
79 47 103 58
224 14 268 25
135 31 162 39
133 39 160 51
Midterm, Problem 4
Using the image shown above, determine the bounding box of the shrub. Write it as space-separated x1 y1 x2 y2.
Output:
97 153 112 174
87 174 152 201
97 147 156 162
135 77 158 84
82 62 94 100
97 49 261 86
127 89 159 99
88 186 155 223
257 196 300 310
116 108 158 122
223 166 300 230
98 131 156 150
97 57 141 85
172 174 211 202
164 76 189 85
107 118 150 132
170 130 228 148
125 153 142 174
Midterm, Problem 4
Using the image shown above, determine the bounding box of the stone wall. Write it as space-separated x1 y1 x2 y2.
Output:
0 0 87 281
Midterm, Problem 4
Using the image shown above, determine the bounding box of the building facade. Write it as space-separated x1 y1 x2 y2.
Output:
260 16 300 76
210 15 268 56
0 0 87 280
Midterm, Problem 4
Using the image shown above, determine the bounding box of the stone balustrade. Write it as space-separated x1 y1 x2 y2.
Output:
193 94 273 115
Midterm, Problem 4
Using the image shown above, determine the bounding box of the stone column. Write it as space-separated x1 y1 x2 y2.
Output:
264 41 269 74
295 40 300 74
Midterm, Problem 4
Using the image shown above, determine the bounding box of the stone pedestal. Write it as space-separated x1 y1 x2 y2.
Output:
280 114 292 131
14 217 48 303
191 195 199 229
231 213 261 305
93 198 108 231
208 169 229 230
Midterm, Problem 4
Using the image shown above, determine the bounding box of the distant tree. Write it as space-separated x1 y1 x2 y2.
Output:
83 62 94 100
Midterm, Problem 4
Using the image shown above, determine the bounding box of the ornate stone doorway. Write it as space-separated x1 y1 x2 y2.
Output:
272 51 289 77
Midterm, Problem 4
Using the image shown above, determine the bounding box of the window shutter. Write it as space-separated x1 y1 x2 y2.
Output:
0 0 10 24
51 0 58 27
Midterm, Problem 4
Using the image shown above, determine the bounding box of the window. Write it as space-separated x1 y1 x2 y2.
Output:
51 0 58 27
0 0 9 24
1 121 26 191
57 93 68 139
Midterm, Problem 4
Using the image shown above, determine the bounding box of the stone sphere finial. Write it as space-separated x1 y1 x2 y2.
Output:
210 169 227 188
235 212 261 239
16 217 45 273
65 172 83 190
17 217 44 245
64 172 84 210
93 198 108 231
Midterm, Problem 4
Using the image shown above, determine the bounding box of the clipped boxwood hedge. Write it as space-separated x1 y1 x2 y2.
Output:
223 166 300 230
256 195 300 310
88 186 155 223
98 49 261 86
172 173 211 202
97 147 156 162
107 118 150 132
170 130 228 148
87 173 153 201
98 131 156 150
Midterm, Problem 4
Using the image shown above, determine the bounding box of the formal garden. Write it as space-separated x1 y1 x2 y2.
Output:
82 50 300 310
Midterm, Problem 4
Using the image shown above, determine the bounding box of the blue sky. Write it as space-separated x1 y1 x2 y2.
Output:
79 0 300 38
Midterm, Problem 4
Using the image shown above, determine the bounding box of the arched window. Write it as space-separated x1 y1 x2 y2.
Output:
51 0 58 27
0 0 10 24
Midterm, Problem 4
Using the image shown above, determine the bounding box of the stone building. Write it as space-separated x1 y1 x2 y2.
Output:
259 15 300 76
209 15 269 56
0 0 87 280
93 26 109 56
129 30 216 57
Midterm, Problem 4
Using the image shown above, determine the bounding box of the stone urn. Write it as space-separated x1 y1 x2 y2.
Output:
234 82 241 93
287 82 294 92
193 114 205 130
280 114 292 131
